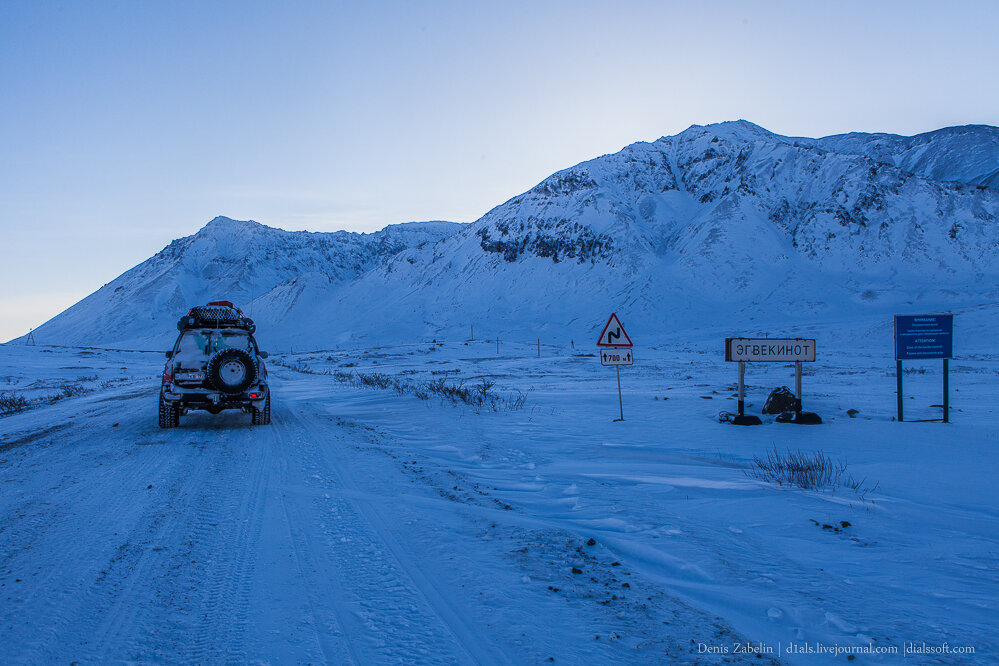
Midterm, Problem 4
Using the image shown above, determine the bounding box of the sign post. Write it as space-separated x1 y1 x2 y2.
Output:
737 361 746 415
616 365 623 421
597 313 633 422
894 315 953 423
795 361 803 402
896 359 904 422
725 338 817 425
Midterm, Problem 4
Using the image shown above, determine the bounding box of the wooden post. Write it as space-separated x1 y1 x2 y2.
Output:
496 336 499 355
896 359 904 422
737 361 745 416
470 324 474 340
943 358 949 423
537 338 540 358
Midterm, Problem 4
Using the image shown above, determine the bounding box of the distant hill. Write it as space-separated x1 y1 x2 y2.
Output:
20 217 464 349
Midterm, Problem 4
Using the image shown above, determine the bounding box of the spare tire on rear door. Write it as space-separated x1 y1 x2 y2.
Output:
206 348 258 394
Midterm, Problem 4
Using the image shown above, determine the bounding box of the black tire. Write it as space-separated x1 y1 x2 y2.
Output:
158 394 179 428
251 394 271 425
206 349 258 394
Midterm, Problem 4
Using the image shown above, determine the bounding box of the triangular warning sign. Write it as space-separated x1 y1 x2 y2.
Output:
596 313 633 347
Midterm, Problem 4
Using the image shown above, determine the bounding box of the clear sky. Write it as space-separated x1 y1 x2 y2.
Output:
2 0 997 341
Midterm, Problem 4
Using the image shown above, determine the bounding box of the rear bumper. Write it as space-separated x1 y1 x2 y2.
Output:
162 383 268 413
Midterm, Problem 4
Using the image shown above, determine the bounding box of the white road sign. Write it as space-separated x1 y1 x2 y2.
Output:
725 338 816 363
600 348 634 366
597 313 633 347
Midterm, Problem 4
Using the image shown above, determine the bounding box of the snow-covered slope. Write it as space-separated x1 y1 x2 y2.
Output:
18 121 999 350
810 124 999 189
21 217 464 349
307 120 999 348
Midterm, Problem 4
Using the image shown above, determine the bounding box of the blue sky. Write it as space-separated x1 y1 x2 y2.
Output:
2 0 997 341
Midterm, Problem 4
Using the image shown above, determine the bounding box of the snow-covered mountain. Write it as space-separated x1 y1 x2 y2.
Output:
809 124 999 189
23 217 464 349
17 121 999 350
312 120 999 347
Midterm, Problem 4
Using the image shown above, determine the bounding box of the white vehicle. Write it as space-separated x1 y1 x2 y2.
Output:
159 301 271 427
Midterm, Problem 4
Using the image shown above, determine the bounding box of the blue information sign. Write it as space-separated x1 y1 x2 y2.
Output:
894 315 953 360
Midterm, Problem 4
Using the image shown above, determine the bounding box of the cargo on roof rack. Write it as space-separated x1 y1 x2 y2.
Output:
177 303 256 333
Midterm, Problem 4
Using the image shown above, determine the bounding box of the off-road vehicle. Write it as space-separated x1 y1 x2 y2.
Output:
159 301 271 427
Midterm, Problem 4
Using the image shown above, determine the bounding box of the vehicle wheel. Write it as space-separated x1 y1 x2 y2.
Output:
251 394 271 426
159 394 179 428
206 349 258 394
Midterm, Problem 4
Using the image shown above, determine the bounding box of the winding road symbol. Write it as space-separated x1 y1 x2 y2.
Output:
596 313 633 347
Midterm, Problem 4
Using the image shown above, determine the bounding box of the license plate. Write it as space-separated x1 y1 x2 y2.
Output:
177 371 204 381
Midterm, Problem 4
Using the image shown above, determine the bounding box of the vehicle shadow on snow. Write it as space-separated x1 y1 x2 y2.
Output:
171 411 268 431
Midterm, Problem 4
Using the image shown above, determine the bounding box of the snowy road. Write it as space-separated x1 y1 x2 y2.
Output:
1 360 749 664
3 336 996 664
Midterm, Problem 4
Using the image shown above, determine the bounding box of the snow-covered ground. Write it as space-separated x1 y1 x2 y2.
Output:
0 344 159 406
1 324 996 664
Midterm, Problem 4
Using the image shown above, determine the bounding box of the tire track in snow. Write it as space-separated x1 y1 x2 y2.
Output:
0 398 201 663
269 399 476 664
50 412 267 663
277 403 511 665
269 433 365 665
86 437 227 662
177 430 270 665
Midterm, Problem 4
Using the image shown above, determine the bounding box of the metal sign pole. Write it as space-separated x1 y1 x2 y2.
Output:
896 360 904 422
737 361 745 416
795 361 802 413
615 366 624 422
943 358 949 423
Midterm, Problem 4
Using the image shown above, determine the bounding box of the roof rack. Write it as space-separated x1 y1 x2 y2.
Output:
177 303 256 333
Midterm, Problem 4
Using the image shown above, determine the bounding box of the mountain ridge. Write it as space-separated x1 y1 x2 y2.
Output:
13 121 999 350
